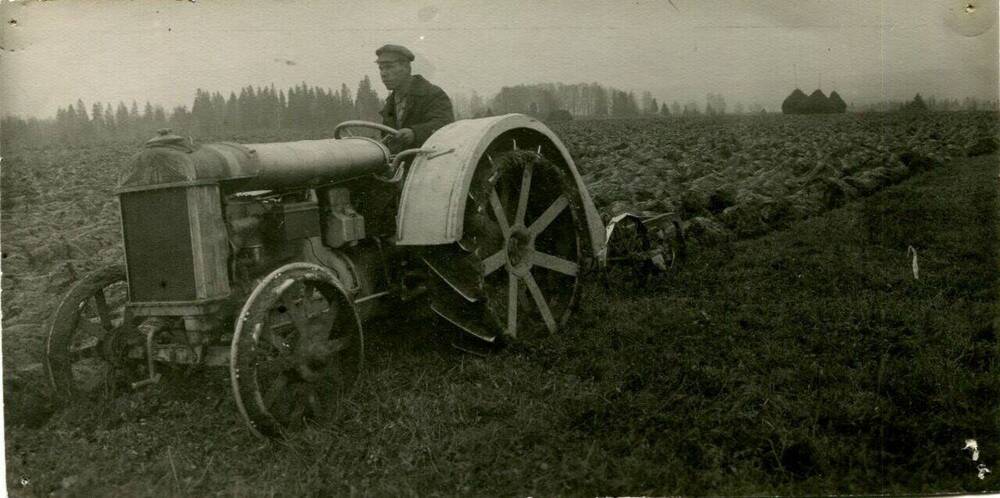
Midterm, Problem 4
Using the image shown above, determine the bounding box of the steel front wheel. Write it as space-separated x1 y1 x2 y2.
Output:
230 263 363 438
44 264 143 401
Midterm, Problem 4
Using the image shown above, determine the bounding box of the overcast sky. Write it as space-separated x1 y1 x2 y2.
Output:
0 0 997 118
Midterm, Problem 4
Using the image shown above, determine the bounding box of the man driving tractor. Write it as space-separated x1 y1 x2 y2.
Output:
375 44 455 152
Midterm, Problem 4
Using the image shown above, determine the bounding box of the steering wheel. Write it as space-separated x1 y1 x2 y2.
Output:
333 120 401 142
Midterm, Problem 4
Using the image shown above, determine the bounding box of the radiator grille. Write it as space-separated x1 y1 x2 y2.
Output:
120 188 197 301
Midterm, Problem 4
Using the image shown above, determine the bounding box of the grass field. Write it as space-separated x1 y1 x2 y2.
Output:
5 141 996 495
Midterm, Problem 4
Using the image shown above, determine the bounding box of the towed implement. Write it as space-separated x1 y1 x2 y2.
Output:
43 115 609 438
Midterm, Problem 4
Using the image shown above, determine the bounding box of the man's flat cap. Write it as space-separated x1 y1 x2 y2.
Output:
376 44 415 62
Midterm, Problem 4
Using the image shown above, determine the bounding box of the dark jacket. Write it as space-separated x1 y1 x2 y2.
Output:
379 75 454 147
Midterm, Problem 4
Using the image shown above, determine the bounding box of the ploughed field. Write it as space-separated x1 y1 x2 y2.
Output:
565 112 996 242
2 112 998 495
2 113 994 335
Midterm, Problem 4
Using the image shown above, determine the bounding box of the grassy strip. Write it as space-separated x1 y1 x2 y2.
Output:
5 155 998 496
563 153 999 494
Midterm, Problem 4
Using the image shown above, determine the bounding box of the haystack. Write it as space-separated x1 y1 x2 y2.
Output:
782 88 847 114
828 91 848 113
804 89 832 114
782 88 808 114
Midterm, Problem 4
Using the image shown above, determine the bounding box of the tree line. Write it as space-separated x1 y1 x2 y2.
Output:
184 77 382 137
461 83 756 120
2 80 764 150
852 95 998 113
2 77 384 149
3 78 997 150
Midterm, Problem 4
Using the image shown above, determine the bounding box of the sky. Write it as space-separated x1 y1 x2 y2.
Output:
0 0 997 118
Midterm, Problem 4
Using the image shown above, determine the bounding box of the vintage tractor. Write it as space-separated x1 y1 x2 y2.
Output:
43 114 608 438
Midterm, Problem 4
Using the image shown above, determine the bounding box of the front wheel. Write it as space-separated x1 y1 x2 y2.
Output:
230 263 364 438
44 264 143 402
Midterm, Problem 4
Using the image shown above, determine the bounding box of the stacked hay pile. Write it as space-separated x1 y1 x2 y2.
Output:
781 89 808 115
828 91 848 113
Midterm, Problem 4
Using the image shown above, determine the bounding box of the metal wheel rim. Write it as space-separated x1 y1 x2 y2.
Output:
465 142 587 340
230 262 363 438
44 265 140 401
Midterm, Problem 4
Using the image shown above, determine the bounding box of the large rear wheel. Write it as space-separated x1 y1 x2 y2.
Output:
426 139 589 342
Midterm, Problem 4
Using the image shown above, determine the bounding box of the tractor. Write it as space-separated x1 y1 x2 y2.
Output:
43 114 611 438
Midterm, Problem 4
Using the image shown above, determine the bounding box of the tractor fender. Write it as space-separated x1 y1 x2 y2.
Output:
396 114 607 262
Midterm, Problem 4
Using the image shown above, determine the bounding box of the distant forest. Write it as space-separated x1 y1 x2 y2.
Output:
2 77 997 149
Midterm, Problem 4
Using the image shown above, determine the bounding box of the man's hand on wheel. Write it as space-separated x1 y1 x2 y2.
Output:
394 128 415 146
384 128 414 151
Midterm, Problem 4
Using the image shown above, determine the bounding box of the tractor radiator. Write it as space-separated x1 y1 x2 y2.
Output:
119 184 230 306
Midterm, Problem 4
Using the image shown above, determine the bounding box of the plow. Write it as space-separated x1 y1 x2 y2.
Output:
43 114 677 438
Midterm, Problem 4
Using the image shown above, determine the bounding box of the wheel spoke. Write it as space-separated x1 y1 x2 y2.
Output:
302 284 336 326
257 329 298 370
310 308 338 336
69 335 101 361
515 161 533 226
530 251 579 276
528 195 568 237
481 249 507 276
74 317 106 341
523 271 558 333
298 284 317 316
489 189 511 237
263 327 292 355
93 291 113 331
507 271 518 338
280 292 311 336
297 362 323 382
305 285 340 333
